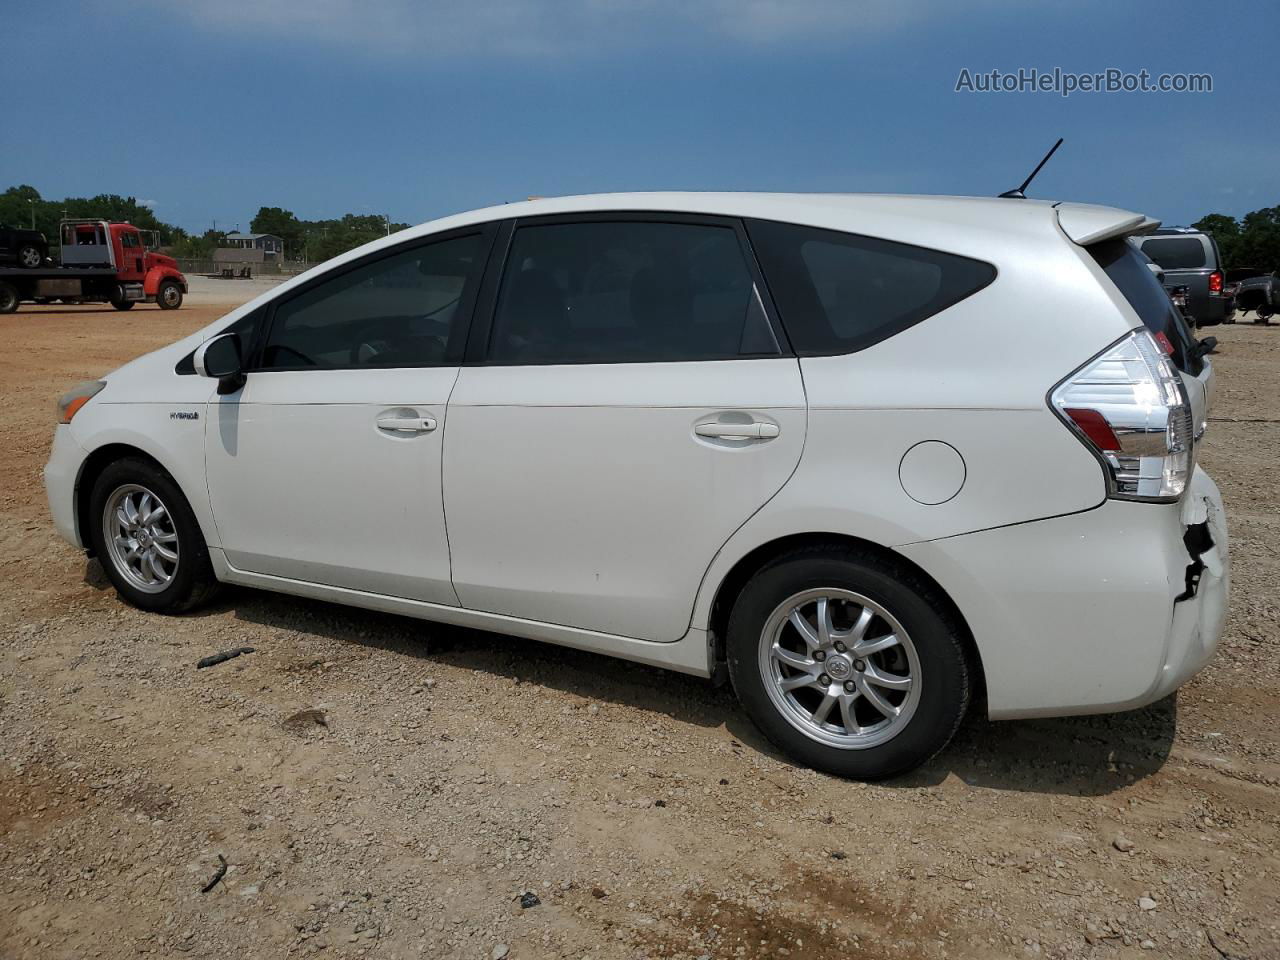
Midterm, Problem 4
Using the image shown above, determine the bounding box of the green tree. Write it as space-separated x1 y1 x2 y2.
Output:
1235 206 1280 270
1191 213 1242 267
250 206 304 252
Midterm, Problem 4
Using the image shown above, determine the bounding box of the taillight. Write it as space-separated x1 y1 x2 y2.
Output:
1208 271 1223 295
1050 330 1192 501
1154 331 1175 355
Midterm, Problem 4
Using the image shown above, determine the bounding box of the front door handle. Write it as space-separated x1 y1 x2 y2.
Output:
694 420 780 440
376 415 437 433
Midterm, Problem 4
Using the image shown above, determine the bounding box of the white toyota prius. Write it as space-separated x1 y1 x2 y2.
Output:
45 193 1229 778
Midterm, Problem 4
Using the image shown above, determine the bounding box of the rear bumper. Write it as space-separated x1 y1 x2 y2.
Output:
897 467 1229 720
43 425 87 549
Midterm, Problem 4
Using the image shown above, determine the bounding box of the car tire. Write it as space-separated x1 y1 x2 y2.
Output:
0 281 18 314
726 546 971 780
156 280 183 310
88 457 220 614
17 245 42 268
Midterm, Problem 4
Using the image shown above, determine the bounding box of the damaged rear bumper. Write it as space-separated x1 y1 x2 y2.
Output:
896 466 1229 720
1154 468 1229 702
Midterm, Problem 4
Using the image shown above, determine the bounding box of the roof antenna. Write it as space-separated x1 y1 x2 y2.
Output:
998 138 1064 199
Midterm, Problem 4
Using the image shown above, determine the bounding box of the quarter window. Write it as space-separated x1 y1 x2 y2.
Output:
746 220 996 355
261 233 486 370
488 220 780 364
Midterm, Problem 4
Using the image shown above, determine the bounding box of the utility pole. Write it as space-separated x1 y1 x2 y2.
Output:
28 199 35 229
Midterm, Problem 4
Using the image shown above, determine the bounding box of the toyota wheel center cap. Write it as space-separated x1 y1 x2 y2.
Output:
825 656 853 680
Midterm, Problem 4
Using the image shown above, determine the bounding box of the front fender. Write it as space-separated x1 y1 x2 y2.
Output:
68 403 219 551
143 267 186 296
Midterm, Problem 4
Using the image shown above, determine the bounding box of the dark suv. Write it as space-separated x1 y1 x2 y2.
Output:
0 224 49 268
1138 228 1234 327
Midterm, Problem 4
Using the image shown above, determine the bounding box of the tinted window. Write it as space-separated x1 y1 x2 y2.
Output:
488 220 780 364
1091 240 1200 375
261 234 485 369
746 220 995 355
1140 237 1207 270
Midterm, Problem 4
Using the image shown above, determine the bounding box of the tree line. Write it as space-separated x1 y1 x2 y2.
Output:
0 186 408 264
1191 208 1280 271
246 206 410 264
7 183 1279 274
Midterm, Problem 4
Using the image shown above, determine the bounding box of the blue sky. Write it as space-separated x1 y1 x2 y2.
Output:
6 1 1276 233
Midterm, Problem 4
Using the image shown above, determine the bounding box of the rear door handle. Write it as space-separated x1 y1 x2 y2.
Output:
694 421 780 440
376 415 437 433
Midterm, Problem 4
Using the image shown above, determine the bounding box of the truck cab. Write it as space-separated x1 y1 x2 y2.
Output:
59 220 187 310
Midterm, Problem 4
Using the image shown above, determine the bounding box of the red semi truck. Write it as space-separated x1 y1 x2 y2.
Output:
0 219 187 314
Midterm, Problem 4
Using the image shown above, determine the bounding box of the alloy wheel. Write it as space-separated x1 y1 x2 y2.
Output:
758 588 921 749
102 484 180 594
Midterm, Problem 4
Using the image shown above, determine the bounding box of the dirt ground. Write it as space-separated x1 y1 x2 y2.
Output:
1 293 1277 960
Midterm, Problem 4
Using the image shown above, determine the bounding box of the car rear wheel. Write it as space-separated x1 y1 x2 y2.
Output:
88 458 219 613
727 547 971 779
0 281 18 314
17 245 42 268
157 280 183 310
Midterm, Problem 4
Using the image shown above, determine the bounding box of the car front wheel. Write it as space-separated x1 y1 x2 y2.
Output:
88 458 219 613
727 547 971 779
17 245 42 268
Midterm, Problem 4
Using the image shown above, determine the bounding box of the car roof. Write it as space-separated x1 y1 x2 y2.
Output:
442 190 1110 225
383 191 1150 256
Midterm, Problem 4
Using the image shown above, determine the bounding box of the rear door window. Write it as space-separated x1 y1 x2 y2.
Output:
1139 237 1207 270
487 219 782 364
744 220 995 355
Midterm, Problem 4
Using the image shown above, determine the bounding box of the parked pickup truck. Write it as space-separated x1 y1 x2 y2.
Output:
0 219 186 314
0 223 50 268
1225 268 1277 323
1139 227 1235 327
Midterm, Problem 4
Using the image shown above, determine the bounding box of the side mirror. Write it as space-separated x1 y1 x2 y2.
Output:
194 333 246 394
1196 336 1218 358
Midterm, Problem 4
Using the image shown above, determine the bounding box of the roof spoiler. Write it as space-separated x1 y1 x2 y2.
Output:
1053 202 1161 246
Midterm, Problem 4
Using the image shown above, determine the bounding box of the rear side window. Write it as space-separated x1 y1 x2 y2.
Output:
261 233 486 369
1090 240 1199 374
745 220 995 355
487 220 781 364
1140 237 1207 270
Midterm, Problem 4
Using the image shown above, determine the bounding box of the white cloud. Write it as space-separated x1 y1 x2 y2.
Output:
154 0 972 58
